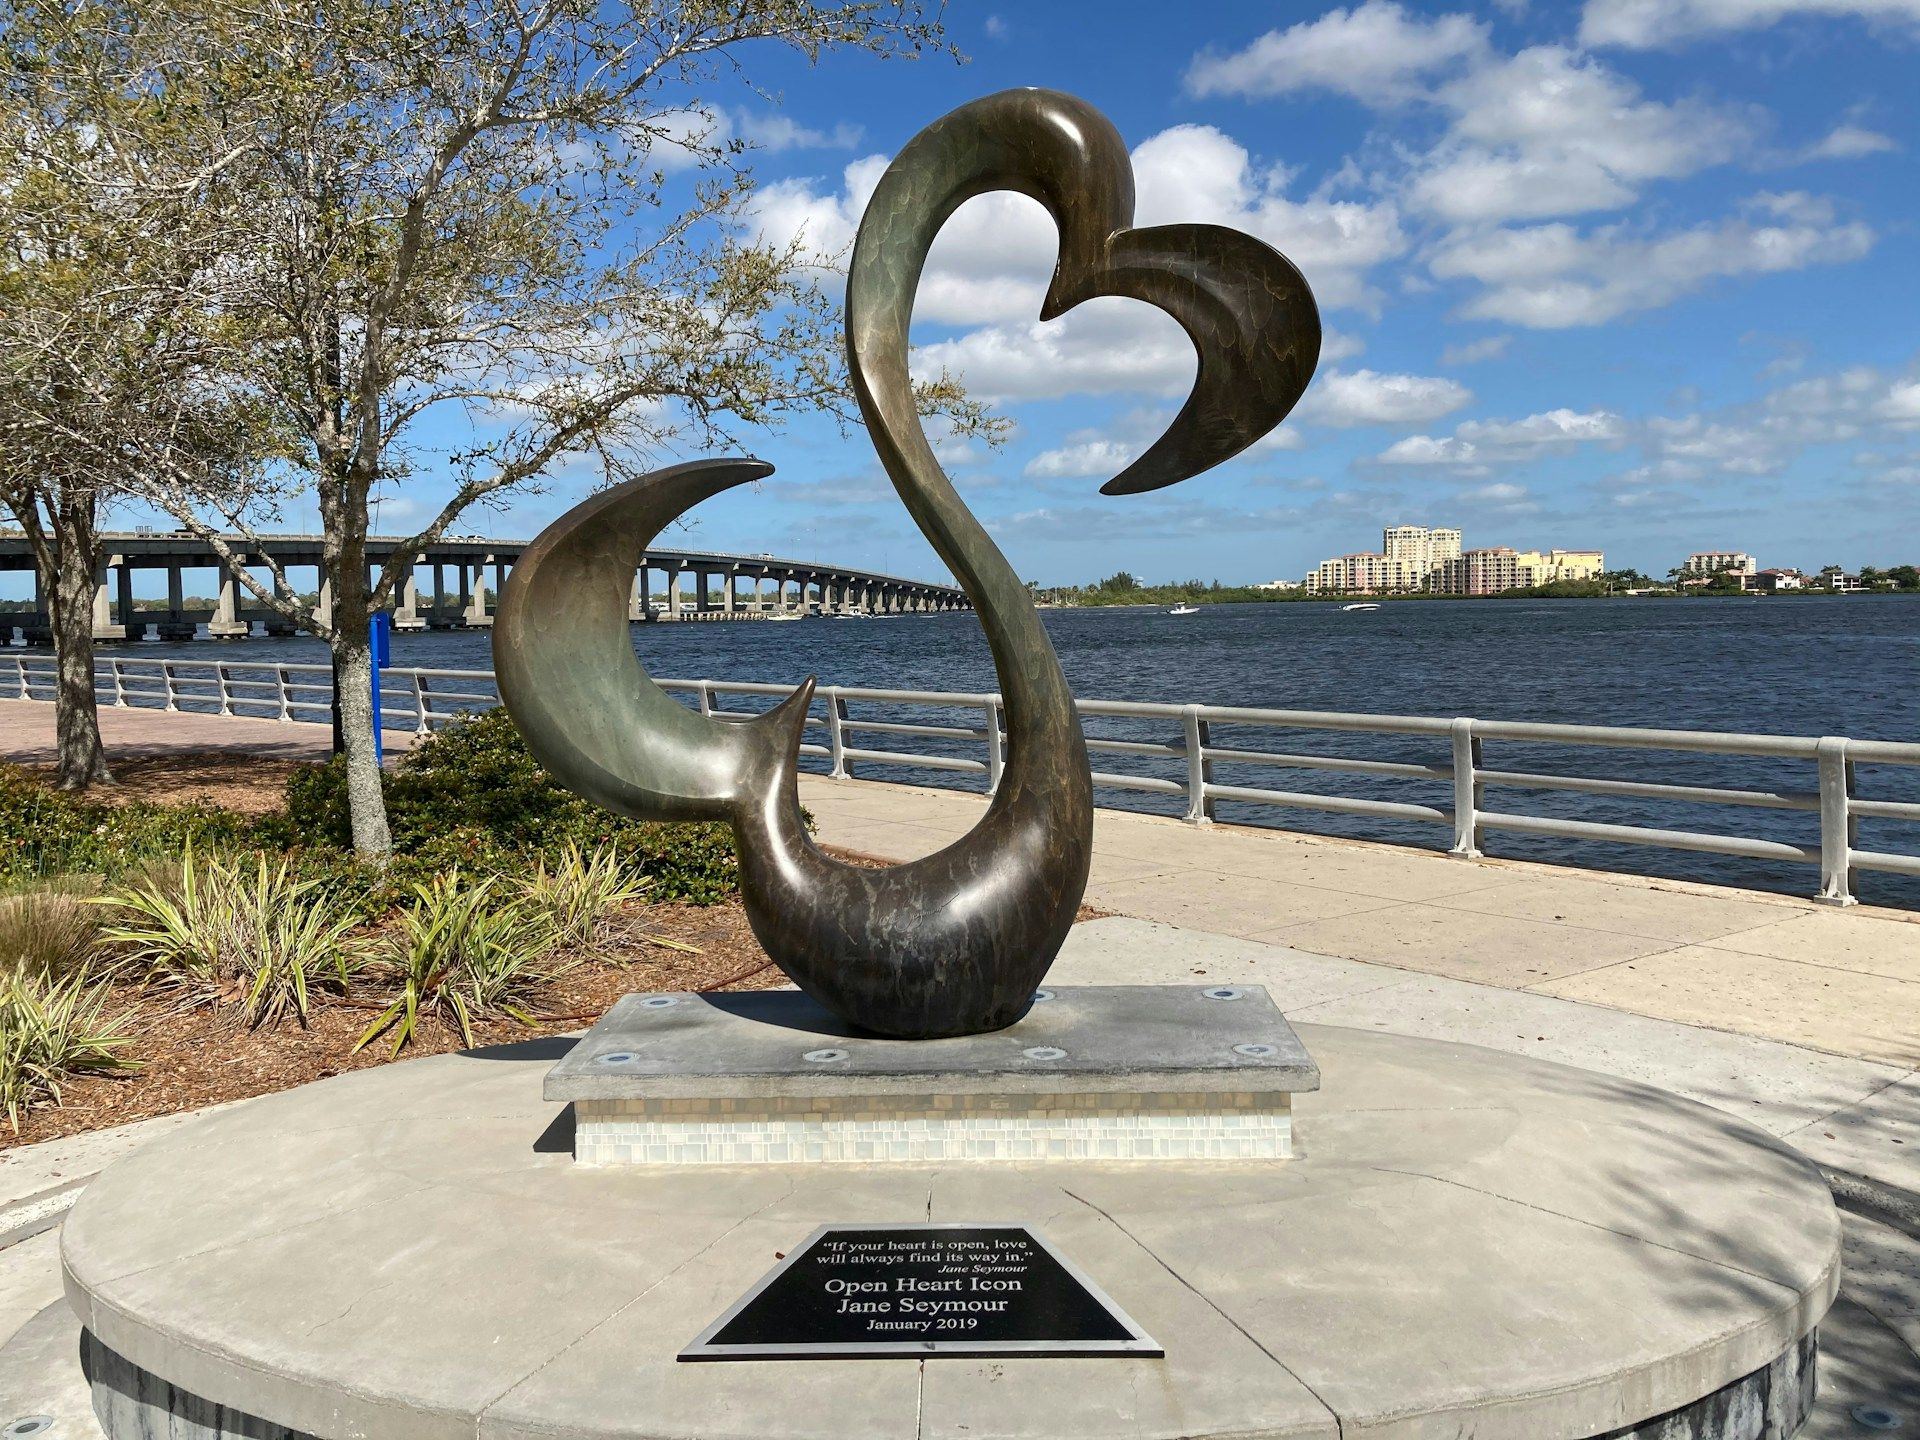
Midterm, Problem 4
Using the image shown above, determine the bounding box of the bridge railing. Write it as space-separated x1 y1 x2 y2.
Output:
5 652 1919 907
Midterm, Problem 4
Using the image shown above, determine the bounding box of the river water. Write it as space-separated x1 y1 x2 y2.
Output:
86 595 1920 907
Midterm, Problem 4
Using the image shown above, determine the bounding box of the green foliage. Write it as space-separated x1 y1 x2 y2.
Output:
522 843 647 951
0 765 257 885
95 846 361 1028
354 871 561 1056
0 878 106 982
271 709 742 904
0 968 139 1132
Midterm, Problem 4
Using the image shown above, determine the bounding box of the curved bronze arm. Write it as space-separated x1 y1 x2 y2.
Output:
494 89 1319 1038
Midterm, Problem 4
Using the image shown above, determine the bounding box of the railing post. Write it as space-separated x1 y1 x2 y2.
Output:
984 697 1005 795
1815 736 1857 906
161 662 178 712
414 673 433 734
1183 705 1215 824
215 663 233 716
827 689 852 779
696 681 713 717
109 659 126 707
275 666 293 722
1448 718 1483 858
11 657 26 701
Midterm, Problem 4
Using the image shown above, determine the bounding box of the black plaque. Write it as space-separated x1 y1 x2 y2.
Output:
680 1223 1161 1360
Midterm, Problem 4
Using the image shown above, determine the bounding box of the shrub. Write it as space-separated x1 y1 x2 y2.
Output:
522 843 647 950
0 880 107 982
0 765 257 885
273 709 743 903
96 847 362 1028
0 969 139 1132
354 871 562 1055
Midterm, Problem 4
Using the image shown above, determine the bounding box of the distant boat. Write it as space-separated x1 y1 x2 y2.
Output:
1167 603 1199 616
1341 602 1381 613
764 610 803 622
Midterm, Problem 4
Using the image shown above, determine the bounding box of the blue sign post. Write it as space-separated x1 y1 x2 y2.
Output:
369 611 392 767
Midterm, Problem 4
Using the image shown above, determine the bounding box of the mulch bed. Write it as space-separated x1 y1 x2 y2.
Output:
2 899 787 1151
3 752 1111 1151
24 752 308 815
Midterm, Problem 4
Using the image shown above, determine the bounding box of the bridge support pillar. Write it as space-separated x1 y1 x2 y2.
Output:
668 571 684 619
463 560 492 627
115 561 138 640
265 572 300 637
395 569 426 630
722 572 735 615
316 578 334 634
92 562 127 642
209 560 249 638
155 562 194 641
631 567 652 621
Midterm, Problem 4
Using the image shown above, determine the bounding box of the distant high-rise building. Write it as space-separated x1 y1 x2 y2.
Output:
1434 546 1606 596
1684 551 1757 577
1305 525 1461 594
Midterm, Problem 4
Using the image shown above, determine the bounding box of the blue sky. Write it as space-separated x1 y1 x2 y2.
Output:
129 0 1920 588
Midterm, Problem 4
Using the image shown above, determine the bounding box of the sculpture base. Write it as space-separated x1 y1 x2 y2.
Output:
58 1020 1839 1440
544 985 1319 1167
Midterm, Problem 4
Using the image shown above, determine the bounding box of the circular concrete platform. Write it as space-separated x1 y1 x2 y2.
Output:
60 1024 1840 1440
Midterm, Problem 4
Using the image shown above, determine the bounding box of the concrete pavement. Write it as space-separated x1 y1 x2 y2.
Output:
798 773 1920 1073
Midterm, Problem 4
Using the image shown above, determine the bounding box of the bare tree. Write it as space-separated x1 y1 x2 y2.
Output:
17 0 991 858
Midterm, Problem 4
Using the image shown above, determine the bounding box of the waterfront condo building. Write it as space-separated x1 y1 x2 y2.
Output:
1684 551 1758 576
1305 525 1461 594
1434 547 1607 596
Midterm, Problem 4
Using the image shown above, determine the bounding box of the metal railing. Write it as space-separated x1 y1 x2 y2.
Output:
5 652 1918 907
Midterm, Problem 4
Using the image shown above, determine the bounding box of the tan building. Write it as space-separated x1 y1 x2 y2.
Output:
1435 546 1605 596
1306 525 1461 594
1685 551 1757 577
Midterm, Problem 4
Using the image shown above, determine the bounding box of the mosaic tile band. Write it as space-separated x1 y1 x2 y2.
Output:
571 1090 1295 1166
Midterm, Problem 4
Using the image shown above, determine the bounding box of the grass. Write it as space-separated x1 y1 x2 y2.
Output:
0 878 107 982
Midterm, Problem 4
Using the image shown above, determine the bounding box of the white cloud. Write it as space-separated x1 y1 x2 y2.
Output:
751 125 1407 336
1408 46 1753 224
1301 368 1473 426
911 304 1195 403
1460 481 1538 510
1185 2 1489 104
1581 0 1920 49
737 113 863 152
1877 381 1920 424
1579 361 1920 500
1129 126 1410 314
984 14 1009 40
1440 335 1512 365
1802 124 1901 160
1321 328 1367 363
1429 195 1875 327
1024 440 1142 480
1378 407 1627 466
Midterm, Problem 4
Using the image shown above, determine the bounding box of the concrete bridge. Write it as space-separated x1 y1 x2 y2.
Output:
0 532 971 642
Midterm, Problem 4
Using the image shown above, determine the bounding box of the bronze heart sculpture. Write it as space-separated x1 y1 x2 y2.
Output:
493 89 1320 1039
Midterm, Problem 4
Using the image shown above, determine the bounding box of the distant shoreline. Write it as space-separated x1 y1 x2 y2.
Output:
1045 587 1920 609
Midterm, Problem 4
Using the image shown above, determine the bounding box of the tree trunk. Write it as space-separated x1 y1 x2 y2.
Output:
329 617 392 860
45 517 112 790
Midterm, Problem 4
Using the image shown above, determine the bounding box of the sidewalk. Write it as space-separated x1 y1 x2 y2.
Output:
797 774 1920 1072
